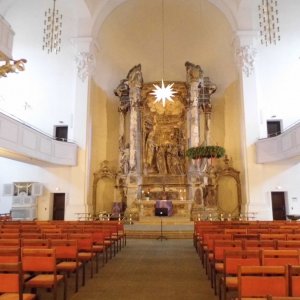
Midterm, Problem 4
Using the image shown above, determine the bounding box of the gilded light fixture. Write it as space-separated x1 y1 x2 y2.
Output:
42 0 62 54
151 0 176 107
0 16 27 77
0 55 27 78
258 0 280 46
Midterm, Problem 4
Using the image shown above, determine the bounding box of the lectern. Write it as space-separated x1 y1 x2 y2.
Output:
155 208 168 241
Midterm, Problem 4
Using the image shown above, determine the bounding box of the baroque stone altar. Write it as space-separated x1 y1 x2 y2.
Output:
113 62 241 220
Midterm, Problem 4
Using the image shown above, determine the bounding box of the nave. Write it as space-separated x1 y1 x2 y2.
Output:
69 239 216 300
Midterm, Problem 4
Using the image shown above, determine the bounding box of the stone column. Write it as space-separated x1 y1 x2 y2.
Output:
185 62 203 201
185 62 203 148
234 31 259 217
126 64 143 209
127 64 143 174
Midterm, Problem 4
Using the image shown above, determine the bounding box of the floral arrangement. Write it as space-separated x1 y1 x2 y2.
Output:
186 145 225 159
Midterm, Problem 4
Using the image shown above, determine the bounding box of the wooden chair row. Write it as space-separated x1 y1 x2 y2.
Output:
235 265 300 300
194 221 300 250
217 250 300 300
199 234 300 268
0 222 126 251
0 238 107 300
210 246 300 295
0 248 67 300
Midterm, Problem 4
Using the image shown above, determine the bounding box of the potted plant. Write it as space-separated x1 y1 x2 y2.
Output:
186 145 225 159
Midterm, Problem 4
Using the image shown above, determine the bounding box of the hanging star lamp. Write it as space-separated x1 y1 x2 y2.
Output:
151 0 176 107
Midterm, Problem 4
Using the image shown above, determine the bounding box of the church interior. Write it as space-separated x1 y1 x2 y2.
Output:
1 1 300 299
0 0 299 222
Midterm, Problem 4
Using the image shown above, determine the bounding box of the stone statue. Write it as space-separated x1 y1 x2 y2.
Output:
120 143 130 175
145 129 157 171
204 188 217 207
194 188 203 205
115 79 130 113
127 64 143 89
156 146 167 174
185 61 203 84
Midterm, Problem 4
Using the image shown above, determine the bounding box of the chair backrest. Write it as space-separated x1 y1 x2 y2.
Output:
238 265 289 298
0 262 23 297
0 238 20 248
233 233 259 240
277 240 300 250
44 232 68 239
260 233 287 240
286 234 300 240
245 239 276 250
224 249 261 275
205 234 232 251
91 231 105 244
224 228 247 235
20 232 43 239
22 248 56 273
288 265 300 297
213 240 243 261
68 233 93 251
0 233 20 239
50 239 78 260
261 249 300 266
0 247 20 263
21 238 50 248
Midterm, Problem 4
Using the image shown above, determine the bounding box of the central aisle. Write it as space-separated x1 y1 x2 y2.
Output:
70 239 218 300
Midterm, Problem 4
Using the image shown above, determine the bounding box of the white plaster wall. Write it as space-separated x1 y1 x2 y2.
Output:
0 0 91 220
243 0 300 220
256 0 300 135
0 0 90 141
0 157 69 219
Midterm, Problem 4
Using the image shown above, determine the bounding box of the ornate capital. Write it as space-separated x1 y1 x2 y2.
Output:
235 45 257 77
75 51 95 82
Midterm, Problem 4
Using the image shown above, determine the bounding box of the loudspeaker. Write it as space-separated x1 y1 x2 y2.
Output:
155 207 168 216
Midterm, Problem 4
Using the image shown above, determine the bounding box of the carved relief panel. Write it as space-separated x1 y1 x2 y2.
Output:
141 82 188 177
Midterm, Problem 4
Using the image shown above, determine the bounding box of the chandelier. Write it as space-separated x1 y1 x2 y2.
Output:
151 0 176 107
42 0 62 54
258 0 280 46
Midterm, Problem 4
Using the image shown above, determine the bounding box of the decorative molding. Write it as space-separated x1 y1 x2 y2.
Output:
235 45 257 77
75 51 95 82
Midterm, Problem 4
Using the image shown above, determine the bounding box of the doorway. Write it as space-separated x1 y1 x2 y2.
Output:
267 120 281 137
53 193 65 220
54 125 68 141
271 191 286 220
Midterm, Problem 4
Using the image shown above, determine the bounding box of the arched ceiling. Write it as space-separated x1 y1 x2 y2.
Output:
90 0 251 98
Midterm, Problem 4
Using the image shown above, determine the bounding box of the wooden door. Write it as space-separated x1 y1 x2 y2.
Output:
53 193 65 220
271 191 286 220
